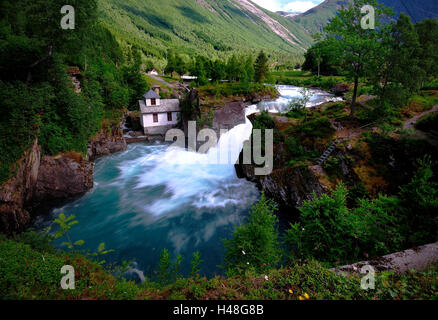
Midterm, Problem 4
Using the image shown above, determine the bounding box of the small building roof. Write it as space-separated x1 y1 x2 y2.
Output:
143 89 160 99
139 99 180 114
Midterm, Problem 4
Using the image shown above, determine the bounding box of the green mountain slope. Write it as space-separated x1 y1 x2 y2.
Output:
98 0 313 67
293 0 438 35
292 0 351 34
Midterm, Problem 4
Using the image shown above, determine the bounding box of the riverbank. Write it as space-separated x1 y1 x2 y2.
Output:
0 121 126 235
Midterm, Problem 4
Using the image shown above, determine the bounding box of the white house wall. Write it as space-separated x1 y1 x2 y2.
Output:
142 112 179 128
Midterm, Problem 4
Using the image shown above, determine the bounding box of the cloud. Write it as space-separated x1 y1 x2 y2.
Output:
252 0 321 13
282 1 320 13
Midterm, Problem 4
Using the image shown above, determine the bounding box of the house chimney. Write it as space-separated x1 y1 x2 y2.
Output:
152 85 160 95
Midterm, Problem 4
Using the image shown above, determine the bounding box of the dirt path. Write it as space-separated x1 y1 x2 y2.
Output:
403 105 438 130
403 105 438 145
148 74 175 88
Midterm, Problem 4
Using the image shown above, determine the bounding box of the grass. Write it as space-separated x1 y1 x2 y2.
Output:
1 232 437 300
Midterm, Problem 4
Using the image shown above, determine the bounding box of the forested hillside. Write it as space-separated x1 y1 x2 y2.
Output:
98 0 313 69
0 0 147 184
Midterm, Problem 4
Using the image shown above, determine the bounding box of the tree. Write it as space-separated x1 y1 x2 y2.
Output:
164 49 176 75
211 60 226 82
223 193 280 276
226 54 240 81
254 50 269 83
323 0 391 118
242 54 255 84
302 40 339 76
416 18 438 84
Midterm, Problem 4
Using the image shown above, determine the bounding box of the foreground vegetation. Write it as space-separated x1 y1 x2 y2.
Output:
1 217 437 300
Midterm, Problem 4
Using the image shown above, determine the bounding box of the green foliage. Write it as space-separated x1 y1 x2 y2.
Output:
398 156 438 246
285 184 402 265
295 116 335 138
223 193 281 276
285 88 312 118
0 228 437 300
323 0 393 117
254 51 269 83
0 0 148 183
156 249 184 285
190 251 202 279
98 0 311 66
52 213 81 250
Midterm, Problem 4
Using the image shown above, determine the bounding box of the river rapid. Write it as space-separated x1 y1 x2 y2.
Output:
34 86 341 280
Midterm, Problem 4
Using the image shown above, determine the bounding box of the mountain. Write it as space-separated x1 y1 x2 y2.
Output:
293 0 351 34
293 0 438 34
98 0 313 66
276 11 300 18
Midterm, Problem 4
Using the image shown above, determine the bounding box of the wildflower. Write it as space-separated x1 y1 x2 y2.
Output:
242 250 246 255
288 289 293 294
264 275 269 281
298 296 305 300
365 253 369 258
304 293 310 299
247 262 249 265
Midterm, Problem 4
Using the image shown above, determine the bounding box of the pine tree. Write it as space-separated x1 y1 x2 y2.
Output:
254 50 269 83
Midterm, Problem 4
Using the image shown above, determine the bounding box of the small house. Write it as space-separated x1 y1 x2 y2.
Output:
139 85 180 135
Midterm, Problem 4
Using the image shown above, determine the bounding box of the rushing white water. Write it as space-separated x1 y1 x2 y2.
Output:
35 85 341 279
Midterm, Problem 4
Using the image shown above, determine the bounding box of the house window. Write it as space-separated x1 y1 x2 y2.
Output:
167 112 172 122
151 98 156 106
153 113 158 123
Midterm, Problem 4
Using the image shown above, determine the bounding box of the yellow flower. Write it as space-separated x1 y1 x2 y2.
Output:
288 289 293 294
298 296 304 300
304 293 310 299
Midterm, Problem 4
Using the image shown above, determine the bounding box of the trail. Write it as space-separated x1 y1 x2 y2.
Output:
403 105 438 146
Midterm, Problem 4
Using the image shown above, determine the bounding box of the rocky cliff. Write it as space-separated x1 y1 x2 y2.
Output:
236 154 325 211
0 125 127 234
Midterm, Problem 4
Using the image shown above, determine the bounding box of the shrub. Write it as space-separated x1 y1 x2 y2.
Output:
285 184 402 265
223 193 281 276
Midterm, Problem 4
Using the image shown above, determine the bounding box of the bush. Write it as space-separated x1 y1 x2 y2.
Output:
285 184 402 265
223 193 281 276
295 116 335 138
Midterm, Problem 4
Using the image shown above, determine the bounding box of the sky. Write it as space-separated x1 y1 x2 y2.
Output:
251 0 324 13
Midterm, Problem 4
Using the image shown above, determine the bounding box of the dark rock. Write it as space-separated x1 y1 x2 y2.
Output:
212 102 246 133
0 139 40 234
87 124 127 161
31 154 94 210
331 83 350 96
236 158 325 210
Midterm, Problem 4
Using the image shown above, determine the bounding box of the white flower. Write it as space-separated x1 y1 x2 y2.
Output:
264 275 269 281
242 250 246 255
247 262 250 265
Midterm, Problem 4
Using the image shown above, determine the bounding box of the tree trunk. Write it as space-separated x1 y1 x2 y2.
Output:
350 76 359 119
